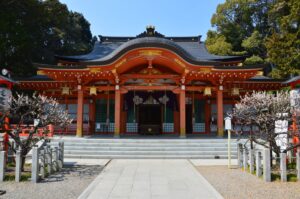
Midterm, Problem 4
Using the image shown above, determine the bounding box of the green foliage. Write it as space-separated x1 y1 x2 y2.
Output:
266 0 300 78
207 0 299 78
205 31 233 55
0 0 95 77
244 55 264 65
4 173 31 181
242 31 265 58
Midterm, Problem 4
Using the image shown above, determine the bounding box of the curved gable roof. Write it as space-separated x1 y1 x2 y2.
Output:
56 29 245 66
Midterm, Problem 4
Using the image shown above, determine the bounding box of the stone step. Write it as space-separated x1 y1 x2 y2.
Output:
63 154 237 159
51 138 237 144
63 146 236 151
64 150 237 155
51 138 238 159
57 143 237 148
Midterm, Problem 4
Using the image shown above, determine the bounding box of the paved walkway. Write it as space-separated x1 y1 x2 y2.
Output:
78 159 223 199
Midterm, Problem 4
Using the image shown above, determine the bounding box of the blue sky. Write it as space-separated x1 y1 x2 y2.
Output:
59 0 225 40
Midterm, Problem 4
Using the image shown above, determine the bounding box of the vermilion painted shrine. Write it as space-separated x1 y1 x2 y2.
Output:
18 26 283 138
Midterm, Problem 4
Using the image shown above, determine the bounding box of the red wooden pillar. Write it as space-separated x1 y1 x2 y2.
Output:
114 86 121 138
217 86 224 137
76 85 84 137
179 87 186 138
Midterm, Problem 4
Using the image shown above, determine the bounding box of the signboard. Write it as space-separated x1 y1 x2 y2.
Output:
0 88 12 112
290 89 300 108
225 117 232 130
275 118 288 151
275 119 288 134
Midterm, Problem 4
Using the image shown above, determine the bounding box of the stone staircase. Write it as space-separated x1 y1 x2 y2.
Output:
50 137 238 159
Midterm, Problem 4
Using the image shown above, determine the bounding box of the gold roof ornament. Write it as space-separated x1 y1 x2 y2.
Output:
61 87 70 95
231 87 240 96
257 71 263 76
204 87 212 96
90 86 97 95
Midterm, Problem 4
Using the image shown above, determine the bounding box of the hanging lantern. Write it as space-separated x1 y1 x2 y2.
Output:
231 87 240 96
204 87 212 96
90 86 97 95
61 87 70 95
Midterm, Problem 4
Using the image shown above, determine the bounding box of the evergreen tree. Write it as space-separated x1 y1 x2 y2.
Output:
0 0 95 77
266 0 300 78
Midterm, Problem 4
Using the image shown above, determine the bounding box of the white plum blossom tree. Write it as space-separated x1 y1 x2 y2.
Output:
232 91 300 157
0 93 72 170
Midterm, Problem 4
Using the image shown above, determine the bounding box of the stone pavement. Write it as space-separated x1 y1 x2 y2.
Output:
78 159 223 199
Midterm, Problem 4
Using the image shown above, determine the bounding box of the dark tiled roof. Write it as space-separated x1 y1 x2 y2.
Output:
15 75 53 81
56 35 244 65
283 76 300 84
0 75 16 83
248 75 285 82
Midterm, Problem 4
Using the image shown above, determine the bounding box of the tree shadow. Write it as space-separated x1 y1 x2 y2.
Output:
39 164 104 183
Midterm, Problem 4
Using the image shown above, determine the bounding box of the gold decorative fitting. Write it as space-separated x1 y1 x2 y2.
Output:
90 86 97 95
257 71 263 76
37 70 45 75
199 68 211 73
174 58 186 67
231 87 240 96
139 50 162 57
89 68 101 73
115 58 127 68
61 87 70 95
204 87 212 96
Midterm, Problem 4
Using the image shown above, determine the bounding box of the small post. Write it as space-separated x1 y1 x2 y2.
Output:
51 148 56 172
249 149 255 174
224 117 232 168
243 147 248 171
237 143 243 168
15 150 22 182
59 141 64 167
31 147 39 183
297 148 300 180
228 130 231 168
280 153 287 182
53 147 58 171
0 151 6 182
263 148 271 182
47 145 52 174
40 149 45 179
256 151 262 177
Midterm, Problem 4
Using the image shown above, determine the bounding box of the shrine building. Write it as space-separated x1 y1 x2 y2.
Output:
18 26 283 138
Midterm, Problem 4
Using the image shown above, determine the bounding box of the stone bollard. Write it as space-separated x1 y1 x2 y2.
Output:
243 147 248 171
15 150 22 182
263 148 271 182
237 143 243 168
297 148 300 180
0 151 6 182
46 145 52 175
256 151 262 177
31 147 39 183
52 147 58 172
249 149 255 174
40 149 45 179
280 153 287 182
58 141 64 168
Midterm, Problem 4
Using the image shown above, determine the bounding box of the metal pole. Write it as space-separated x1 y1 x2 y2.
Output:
228 129 231 168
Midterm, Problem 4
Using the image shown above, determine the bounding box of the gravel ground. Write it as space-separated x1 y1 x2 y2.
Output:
197 166 300 199
0 164 104 199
